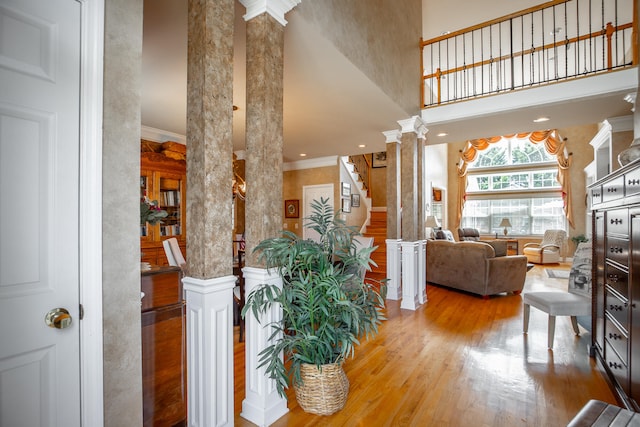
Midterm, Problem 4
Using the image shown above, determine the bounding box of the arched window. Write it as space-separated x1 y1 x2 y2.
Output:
456 130 573 235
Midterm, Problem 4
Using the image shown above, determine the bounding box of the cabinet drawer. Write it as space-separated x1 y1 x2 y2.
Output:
625 168 640 197
602 176 625 203
605 287 629 333
606 236 629 267
605 262 629 298
605 336 629 395
607 208 629 236
606 315 629 366
591 185 603 205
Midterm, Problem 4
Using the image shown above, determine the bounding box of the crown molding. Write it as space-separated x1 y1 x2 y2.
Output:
239 0 301 26
383 129 402 144
284 155 338 171
140 125 186 144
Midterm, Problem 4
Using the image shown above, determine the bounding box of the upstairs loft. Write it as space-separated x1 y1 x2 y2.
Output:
420 0 638 142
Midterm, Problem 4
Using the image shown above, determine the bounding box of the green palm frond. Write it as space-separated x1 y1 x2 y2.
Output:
242 197 387 397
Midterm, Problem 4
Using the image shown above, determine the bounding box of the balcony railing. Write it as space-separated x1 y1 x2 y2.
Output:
420 0 637 108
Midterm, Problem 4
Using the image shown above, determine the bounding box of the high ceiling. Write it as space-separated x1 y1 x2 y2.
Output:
141 0 637 162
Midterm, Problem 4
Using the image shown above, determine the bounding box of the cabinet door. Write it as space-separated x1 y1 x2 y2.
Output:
630 210 640 406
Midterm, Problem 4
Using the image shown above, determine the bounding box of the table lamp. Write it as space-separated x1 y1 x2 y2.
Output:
499 218 512 236
425 215 440 229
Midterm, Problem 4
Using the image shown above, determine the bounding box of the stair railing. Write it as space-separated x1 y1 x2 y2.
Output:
421 0 637 108
348 154 372 197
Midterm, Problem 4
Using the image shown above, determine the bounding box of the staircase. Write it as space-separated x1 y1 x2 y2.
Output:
363 210 387 282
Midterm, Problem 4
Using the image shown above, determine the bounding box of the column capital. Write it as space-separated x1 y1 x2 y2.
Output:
398 115 428 140
240 0 301 26
383 129 402 144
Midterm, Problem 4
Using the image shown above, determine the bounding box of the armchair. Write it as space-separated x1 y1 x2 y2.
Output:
523 229 567 264
458 227 481 241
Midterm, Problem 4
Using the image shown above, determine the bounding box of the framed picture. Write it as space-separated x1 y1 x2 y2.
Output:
284 199 299 218
351 193 360 207
341 182 351 197
342 197 351 213
372 151 387 168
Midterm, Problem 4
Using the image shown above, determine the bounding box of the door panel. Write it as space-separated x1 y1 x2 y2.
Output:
302 184 334 242
0 0 81 426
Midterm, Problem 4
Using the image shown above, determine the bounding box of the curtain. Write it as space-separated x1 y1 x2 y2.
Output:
455 129 574 230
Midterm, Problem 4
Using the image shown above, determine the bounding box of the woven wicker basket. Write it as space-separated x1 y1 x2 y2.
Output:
293 363 349 415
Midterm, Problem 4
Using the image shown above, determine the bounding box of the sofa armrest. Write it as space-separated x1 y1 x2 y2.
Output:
485 255 527 295
481 240 507 257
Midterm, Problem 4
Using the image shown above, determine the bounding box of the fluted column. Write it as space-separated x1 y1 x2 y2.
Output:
384 129 402 239
385 238 402 300
240 1 300 425
184 0 236 425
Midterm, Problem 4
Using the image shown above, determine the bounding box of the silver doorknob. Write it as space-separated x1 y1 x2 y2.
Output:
45 308 72 329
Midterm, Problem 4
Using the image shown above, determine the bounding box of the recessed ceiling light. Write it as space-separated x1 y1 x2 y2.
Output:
437 132 448 137
358 144 366 148
299 153 307 157
533 117 550 123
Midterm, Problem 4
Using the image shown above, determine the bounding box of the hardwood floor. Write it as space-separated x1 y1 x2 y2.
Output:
233 263 617 426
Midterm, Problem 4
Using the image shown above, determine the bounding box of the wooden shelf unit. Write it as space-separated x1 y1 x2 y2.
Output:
141 150 186 266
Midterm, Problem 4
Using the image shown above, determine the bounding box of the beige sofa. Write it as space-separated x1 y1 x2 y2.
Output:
426 240 527 298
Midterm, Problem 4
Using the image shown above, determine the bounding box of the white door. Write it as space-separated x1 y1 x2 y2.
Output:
302 184 334 241
0 0 82 426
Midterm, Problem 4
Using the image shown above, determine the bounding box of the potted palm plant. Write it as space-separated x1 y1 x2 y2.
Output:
242 197 386 415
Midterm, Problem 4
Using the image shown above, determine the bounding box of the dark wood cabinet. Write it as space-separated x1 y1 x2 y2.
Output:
590 159 640 410
141 266 187 426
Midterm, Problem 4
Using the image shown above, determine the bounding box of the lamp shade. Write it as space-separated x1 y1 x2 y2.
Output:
425 215 440 228
498 218 512 228
499 218 512 236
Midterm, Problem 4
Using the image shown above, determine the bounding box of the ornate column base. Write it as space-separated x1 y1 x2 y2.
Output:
241 267 289 426
385 239 402 300
183 274 236 427
400 241 421 311
417 240 427 304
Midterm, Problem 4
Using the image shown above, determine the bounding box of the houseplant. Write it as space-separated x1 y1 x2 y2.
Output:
242 197 387 415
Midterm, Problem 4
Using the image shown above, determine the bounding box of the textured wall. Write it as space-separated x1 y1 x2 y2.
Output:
283 166 338 236
102 0 144 424
297 0 422 115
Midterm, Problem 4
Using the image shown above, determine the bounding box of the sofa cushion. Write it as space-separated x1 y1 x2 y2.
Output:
434 229 455 241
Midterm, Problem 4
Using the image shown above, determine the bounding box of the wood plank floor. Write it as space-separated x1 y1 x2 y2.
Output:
233 263 617 426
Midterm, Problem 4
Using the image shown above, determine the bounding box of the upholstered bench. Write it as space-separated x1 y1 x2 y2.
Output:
567 400 640 426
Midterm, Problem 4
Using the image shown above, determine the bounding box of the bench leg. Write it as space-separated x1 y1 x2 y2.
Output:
548 315 556 349
523 304 530 333
570 316 580 336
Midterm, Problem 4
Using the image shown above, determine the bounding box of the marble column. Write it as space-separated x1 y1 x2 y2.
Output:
398 116 427 242
417 133 427 240
239 1 300 425
384 129 402 239
184 1 236 426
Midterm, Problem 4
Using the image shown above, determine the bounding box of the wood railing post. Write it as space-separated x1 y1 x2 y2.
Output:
606 22 614 70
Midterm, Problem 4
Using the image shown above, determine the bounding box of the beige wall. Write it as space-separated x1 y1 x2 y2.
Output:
370 165 387 207
284 164 369 235
283 166 338 236
445 124 598 252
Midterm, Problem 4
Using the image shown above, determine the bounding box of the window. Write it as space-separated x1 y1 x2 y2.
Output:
461 137 566 236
